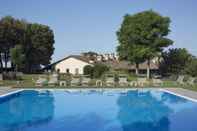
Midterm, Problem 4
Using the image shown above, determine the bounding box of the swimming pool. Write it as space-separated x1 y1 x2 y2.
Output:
0 89 197 131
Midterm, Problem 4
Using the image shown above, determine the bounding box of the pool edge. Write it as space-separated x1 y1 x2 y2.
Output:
1 88 197 103
0 89 24 98
160 89 197 103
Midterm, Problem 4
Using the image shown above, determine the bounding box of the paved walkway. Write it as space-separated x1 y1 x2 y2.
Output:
164 88 197 101
0 87 19 96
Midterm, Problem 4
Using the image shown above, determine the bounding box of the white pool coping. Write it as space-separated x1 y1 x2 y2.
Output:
0 89 24 98
1 88 197 103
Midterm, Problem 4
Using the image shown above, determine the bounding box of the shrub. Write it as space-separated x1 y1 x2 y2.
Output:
84 64 109 79
3 72 17 80
159 48 192 76
93 64 109 78
83 65 94 78
184 58 197 77
114 73 119 83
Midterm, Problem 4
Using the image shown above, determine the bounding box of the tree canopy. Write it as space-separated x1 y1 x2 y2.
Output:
159 48 193 76
184 57 197 77
0 16 25 70
0 16 55 73
22 23 55 73
117 10 173 78
83 64 109 78
10 45 25 71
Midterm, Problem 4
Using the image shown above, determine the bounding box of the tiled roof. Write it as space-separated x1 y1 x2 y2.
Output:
45 54 159 70
100 60 159 70
51 55 92 66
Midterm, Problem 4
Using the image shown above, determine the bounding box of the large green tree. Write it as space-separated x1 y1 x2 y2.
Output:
10 45 25 71
117 10 173 78
0 16 25 70
184 57 197 77
0 16 55 73
23 23 55 73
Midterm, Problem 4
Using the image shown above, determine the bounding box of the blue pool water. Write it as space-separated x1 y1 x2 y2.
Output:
0 89 197 131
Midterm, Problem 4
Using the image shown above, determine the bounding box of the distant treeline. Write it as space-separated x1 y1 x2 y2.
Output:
0 16 55 73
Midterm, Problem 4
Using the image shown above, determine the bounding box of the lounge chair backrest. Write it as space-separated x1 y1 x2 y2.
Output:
41 77 47 81
82 78 90 82
152 79 162 83
177 76 184 83
50 77 58 81
71 78 80 83
37 77 47 83
119 77 127 82
137 78 147 82
52 74 58 77
38 76 45 79
188 77 195 85
106 77 114 82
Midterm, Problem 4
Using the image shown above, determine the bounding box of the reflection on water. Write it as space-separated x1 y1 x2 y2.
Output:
0 90 54 131
116 90 197 131
117 90 172 131
0 89 197 131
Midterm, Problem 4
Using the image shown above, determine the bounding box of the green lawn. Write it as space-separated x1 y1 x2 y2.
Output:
1 74 41 87
182 84 197 92
0 74 196 92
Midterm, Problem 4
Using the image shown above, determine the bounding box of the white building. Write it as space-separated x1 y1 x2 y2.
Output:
53 55 93 74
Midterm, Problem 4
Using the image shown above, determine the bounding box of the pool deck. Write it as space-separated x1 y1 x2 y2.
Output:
0 87 20 97
164 88 197 102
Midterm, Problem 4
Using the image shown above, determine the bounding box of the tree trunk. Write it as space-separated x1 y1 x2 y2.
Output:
147 59 151 79
135 63 139 76
0 53 3 72
11 62 14 69
4 52 7 70
15 65 18 72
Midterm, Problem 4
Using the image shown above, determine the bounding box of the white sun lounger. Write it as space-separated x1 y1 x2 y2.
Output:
106 77 115 86
119 77 129 86
81 77 91 86
36 77 48 87
177 75 185 85
48 74 58 86
71 77 80 86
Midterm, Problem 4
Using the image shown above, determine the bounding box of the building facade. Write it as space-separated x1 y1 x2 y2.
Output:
53 55 92 74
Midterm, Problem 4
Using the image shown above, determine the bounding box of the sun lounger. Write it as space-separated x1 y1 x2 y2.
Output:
130 80 138 87
96 80 103 87
36 77 48 87
71 77 80 86
152 78 163 87
59 80 67 86
106 77 115 86
176 75 185 85
119 77 129 86
187 77 196 85
48 74 58 86
137 78 148 87
81 77 91 86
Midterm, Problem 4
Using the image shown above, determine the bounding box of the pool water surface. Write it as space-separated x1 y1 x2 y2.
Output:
0 89 197 131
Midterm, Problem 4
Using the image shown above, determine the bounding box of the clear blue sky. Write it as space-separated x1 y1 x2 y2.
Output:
0 0 197 61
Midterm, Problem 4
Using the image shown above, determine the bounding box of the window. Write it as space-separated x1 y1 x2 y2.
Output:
75 68 79 75
66 69 70 74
